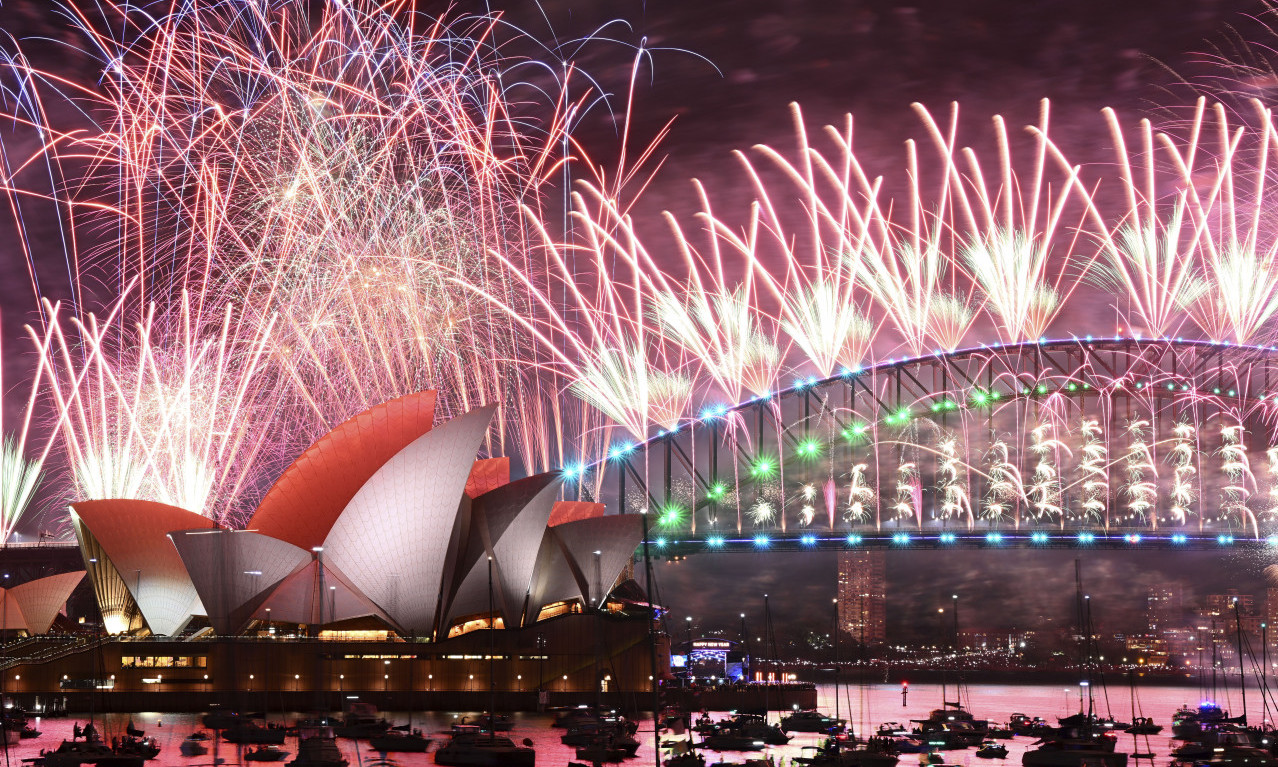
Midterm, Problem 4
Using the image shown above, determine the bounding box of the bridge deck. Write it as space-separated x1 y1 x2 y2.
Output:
646 529 1265 553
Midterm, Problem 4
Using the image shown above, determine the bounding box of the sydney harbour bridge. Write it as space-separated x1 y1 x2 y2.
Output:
580 336 1278 552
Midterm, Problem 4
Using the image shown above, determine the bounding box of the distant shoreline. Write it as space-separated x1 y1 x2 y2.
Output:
795 667 1213 687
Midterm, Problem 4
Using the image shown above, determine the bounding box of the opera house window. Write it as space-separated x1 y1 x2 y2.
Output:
121 655 208 668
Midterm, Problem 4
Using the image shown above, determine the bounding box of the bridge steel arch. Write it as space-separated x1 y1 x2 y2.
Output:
566 337 1278 552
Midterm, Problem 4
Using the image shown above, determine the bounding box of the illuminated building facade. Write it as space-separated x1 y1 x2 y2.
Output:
836 550 886 645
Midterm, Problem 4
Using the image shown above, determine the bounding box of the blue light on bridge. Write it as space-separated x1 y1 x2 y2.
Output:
938 532 957 544
701 405 728 419
1077 532 1096 544
1030 532 1049 544
892 533 911 546
1171 534 1188 544
1125 534 1142 544
800 534 817 546
562 463 582 479
846 534 863 545
706 536 725 548
655 538 667 548
1218 534 1235 545
608 443 635 460
985 532 1003 544
753 535 770 548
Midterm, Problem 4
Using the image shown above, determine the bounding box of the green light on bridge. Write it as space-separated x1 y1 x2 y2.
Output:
842 422 869 441
885 408 912 425
659 505 684 527
751 457 776 479
707 482 727 500
797 439 822 458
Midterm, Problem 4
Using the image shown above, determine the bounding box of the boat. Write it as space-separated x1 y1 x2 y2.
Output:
202 711 242 730
562 723 639 749
31 739 144 767
553 706 602 729
699 733 766 752
1124 717 1161 735
1020 714 1125 767
922 751 944 764
1008 715 1047 737
885 737 930 754
476 714 513 732
1170 728 1278 767
720 714 790 746
244 746 290 762
227 720 288 745
433 732 535 767
877 724 909 737
911 706 987 749
179 737 208 757
288 734 349 767
334 703 390 739
975 741 1008 759
782 710 847 733
793 739 900 767
1172 702 1232 740
111 737 160 761
368 730 431 753
575 731 640 758
576 743 630 763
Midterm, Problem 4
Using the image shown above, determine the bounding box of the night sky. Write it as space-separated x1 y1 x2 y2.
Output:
1 0 1275 641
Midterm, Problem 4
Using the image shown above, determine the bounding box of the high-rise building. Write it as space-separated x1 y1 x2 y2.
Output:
1145 585 1181 633
837 550 886 645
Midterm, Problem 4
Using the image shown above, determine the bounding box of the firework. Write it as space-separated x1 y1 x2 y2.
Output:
983 439 1022 523
1028 423 1066 521
1170 422 1199 523
1122 420 1159 523
845 463 875 523
33 292 277 526
1078 418 1109 524
1219 423 1257 533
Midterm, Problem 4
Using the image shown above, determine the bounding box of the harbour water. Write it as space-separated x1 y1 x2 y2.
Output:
4 682 1250 766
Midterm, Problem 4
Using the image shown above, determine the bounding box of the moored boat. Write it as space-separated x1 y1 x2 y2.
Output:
433 732 535 767
178 737 208 757
244 745 290 762
783 710 847 734
288 734 348 767
368 730 431 753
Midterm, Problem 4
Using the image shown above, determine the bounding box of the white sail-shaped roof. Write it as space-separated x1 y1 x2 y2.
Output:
322 404 496 636
70 500 216 635
524 515 643 624
442 474 561 627
248 558 391 627
169 530 311 635
8 572 85 634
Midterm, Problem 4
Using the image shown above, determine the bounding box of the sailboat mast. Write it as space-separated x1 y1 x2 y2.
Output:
1234 599 1247 725
487 557 496 733
639 505 661 767
832 598 840 725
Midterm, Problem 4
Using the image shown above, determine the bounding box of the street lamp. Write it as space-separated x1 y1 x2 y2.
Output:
952 594 959 650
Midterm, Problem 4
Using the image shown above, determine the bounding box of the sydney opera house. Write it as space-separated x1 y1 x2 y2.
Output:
0 392 660 710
